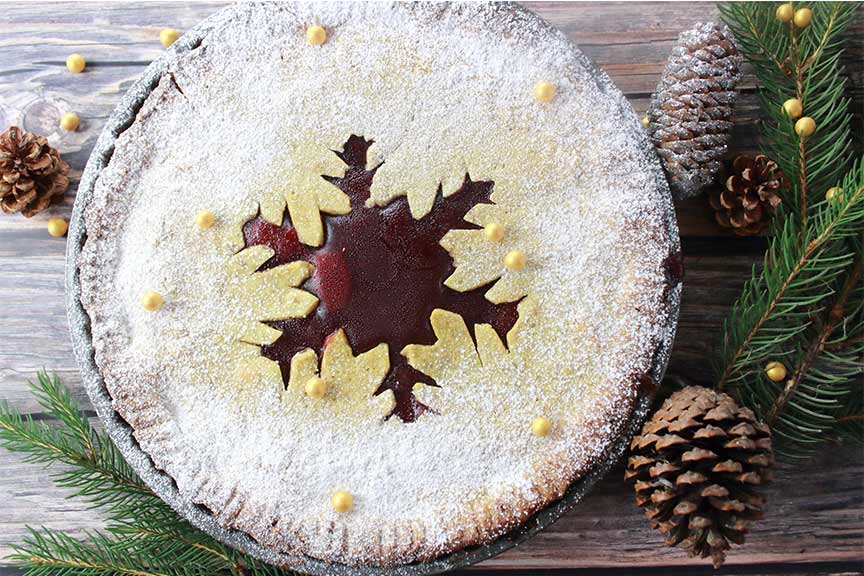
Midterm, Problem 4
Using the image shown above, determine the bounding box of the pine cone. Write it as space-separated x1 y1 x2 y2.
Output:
648 22 742 200
625 386 773 568
710 155 784 235
0 126 70 217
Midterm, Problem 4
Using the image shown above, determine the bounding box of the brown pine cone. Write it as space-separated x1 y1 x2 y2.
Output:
625 386 773 568
648 22 742 199
710 155 783 235
0 126 70 217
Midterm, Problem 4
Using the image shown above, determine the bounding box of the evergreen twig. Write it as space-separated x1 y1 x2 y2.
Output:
717 1 863 458
0 371 298 576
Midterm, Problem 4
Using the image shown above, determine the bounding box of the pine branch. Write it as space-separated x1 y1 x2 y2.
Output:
0 373 300 576
766 257 862 427
8 527 187 576
717 170 864 390
718 0 862 462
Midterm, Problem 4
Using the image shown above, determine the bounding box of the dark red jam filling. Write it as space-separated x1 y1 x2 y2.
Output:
242 136 520 421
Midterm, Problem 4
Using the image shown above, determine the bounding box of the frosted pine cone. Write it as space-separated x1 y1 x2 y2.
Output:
648 23 742 199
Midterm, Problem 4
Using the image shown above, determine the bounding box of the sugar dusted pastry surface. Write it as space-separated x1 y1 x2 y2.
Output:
78 2 676 567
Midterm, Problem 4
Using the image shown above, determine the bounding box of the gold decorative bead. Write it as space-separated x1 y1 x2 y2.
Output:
195 210 215 229
531 417 552 437
305 376 329 399
47 217 68 237
793 7 812 28
60 112 79 132
825 187 844 204
504 250 526 271
65 53 86 73
782 98 803 119
141 291 164 312
160 28 181 47
483 222 505 242
641 116 650 128
331 490 353 512
775 3 794 22
795 116 816 137
306 25 327 45
534 81 556 103
765 361 787 383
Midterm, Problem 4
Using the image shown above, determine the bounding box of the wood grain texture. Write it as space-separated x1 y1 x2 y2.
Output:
0 2 862 573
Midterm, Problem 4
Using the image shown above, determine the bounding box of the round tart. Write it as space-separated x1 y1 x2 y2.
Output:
76 2 679 568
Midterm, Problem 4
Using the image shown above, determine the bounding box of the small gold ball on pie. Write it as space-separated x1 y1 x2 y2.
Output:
764 361 787 383
306 25 327 45
641 116 649 128
531 417 552 437
775 3 794 22
141 290 164 312
793 7 812 28
483 222 505 242
65 53 86 73
504 250 526 271
160 28 181 47
782 98 803 119
304 376 329 399
794 116 816 137
195 210 215 229
825 187 843 204
60 112 79 132
534 81 556 103
47 217 68 237
331 490 353 512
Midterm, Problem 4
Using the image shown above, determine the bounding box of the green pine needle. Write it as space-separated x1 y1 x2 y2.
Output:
717 1 863 459
1 371 299 576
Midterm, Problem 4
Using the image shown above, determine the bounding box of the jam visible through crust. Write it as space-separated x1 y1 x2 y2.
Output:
243 136 520 421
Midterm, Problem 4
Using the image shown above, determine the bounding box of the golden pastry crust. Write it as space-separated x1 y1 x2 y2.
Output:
78 2 677 567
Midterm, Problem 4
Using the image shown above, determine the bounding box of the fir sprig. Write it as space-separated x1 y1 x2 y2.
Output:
717 1 863 459
0 372 296 576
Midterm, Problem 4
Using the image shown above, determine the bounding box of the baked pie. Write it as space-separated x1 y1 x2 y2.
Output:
78 1 679 567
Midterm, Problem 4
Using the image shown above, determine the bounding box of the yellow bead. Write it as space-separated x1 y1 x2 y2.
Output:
504 250 526 271
305 376 329 399
795 116 816 137
141 291 164 312
825 187 844 204
765 361 787 383
306 25 327 45
793 7 812 28
531 417 552 437
195 210 215 229
60 113 79 132
782 98 803 119
775 3 794 22
331 490 353 512
47 217 68 237
641 116 650 128
483 222 505 242
534 81 556 103
65 53 86 73
160 28 181 47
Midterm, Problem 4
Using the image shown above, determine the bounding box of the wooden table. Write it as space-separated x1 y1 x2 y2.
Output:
1 3 862 575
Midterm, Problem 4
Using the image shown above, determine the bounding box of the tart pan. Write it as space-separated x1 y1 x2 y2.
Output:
65 4 680 574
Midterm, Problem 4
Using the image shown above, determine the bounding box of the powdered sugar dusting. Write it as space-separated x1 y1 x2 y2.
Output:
78 2 677 568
